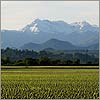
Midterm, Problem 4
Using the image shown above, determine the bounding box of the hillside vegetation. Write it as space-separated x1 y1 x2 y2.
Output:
1 48 99 66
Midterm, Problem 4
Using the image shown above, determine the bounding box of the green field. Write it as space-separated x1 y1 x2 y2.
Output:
1 66 99 99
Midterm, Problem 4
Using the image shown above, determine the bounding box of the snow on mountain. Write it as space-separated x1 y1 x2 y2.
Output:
2 18 99 48
71 21 98 32
21 19 76 34
20 19 98 35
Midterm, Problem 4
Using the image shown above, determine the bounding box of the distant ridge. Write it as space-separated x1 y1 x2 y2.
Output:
20 39 77 51
20 38 99 51
1 19 99 48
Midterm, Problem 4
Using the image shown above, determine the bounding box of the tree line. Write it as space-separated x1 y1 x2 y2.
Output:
1 48 99 66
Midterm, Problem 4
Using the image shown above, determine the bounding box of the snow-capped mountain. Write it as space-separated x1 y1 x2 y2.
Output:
21 19 98 34
71 21 98 32
21 19 75 34
1 19 99 48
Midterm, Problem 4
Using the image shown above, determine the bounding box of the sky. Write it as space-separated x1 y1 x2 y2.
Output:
1 1 99 30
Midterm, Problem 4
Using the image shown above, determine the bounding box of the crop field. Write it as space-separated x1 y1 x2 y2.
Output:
1 66 99 99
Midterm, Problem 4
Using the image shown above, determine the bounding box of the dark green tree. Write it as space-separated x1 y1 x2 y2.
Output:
39 57 51 65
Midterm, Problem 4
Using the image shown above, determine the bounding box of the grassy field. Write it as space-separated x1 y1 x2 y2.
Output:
1 66 99 99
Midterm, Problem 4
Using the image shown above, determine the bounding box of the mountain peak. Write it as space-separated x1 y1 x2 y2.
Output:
45 38 72 45
2 19 99 49
33 19 51 23
48 38 59 41
70 21 98 32
71 21 90 26
79 21 91 27
20 38 76 51
20 19 98 33
81 21 89 24
34 18 42 23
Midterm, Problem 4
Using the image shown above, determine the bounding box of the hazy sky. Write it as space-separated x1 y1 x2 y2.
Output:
1 1 99 30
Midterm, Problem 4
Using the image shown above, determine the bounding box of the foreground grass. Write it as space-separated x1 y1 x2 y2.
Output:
1 66 99 99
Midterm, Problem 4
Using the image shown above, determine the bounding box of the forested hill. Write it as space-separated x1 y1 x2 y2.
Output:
1 48 99 66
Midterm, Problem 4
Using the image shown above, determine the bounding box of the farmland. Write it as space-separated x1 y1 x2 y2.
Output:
1 66 99 99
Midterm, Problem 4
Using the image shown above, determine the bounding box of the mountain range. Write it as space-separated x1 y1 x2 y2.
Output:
20 39 99 51
20 39 77 51
1 19 99 50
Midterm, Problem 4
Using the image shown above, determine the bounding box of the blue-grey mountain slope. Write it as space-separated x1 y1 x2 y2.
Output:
1 19 99 49
20 39 77 51
20 39 99 51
